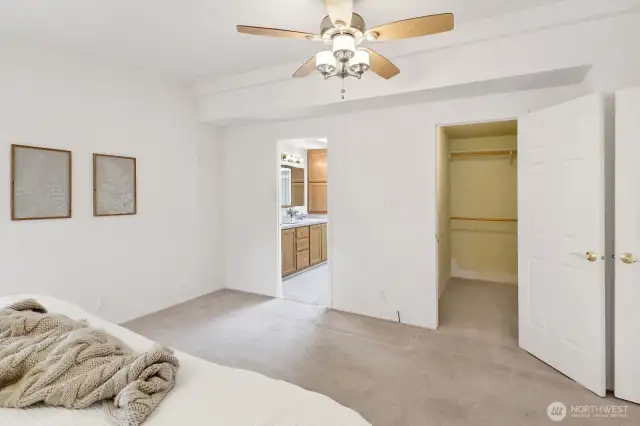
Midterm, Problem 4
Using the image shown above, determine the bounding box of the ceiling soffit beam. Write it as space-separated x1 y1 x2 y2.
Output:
194 0 640 97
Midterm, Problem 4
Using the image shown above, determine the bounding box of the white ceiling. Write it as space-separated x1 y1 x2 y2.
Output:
0 0 562 80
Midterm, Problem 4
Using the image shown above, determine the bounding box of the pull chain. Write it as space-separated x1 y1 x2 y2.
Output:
341 78 346 100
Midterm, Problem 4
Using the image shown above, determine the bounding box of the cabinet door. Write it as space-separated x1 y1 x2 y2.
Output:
310 225 322 265
321 224 328 262
296 250 310 270
308 149 327 182
281 229 296 276
308 183 327 213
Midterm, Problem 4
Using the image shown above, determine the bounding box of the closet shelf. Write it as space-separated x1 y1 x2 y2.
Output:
449 149 517 160
450 216 517 223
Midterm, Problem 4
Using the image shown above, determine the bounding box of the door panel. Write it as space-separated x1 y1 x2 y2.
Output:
310 225 323 265
308 149 327 182
518 94 606 397
309 183 328 213
296 250 310 270
321 224 328 262
615 87 640 404
281 229 296 276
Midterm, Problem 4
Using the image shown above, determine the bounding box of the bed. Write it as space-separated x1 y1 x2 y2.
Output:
0 294 371 426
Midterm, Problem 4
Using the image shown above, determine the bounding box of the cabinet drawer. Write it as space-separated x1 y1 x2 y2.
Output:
296 250 310 270
296 237 309 252
296 226 309 239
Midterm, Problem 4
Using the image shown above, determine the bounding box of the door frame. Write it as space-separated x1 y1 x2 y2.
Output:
433 116 519 328
276 137 332 307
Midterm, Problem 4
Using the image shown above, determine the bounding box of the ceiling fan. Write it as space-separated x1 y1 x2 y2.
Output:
237 0 454 96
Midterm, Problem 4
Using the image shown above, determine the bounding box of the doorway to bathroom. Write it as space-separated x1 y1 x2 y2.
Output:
278 137 330 306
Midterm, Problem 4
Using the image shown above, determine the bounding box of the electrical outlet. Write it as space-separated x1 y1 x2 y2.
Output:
96 296 104 310
379 290 386 301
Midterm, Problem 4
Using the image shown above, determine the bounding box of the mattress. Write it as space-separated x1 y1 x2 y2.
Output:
0 295 371 426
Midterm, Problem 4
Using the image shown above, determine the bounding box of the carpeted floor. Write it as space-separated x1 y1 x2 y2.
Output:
125 278 639 425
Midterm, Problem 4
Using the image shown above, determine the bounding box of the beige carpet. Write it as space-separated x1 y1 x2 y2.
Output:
124 278 638 425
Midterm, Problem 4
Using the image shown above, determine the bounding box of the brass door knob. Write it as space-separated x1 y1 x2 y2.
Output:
571 251 598 262
620 253 637 264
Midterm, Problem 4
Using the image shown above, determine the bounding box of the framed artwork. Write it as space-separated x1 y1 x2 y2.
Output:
11 144 72 221
93 153 137 216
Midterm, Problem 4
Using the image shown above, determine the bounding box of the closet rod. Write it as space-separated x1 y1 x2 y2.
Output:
450 216 517 222
449 149 517 159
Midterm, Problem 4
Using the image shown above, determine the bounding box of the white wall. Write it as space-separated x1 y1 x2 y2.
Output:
0 41 223 323
221 85 588 329
214 5 640 332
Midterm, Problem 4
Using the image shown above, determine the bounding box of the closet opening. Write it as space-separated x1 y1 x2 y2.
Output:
436 120 518 345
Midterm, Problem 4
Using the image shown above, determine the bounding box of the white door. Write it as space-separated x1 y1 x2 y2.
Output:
615 87 640 404
518 94 606 397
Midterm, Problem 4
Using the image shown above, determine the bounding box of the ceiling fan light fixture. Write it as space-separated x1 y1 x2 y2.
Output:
349 49 370 74
365 31 379 41
316 51 337 75
332 34 356 62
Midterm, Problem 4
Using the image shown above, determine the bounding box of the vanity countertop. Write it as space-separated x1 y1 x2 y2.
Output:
281 216 328 230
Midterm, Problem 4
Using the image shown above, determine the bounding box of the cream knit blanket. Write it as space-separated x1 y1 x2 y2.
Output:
0 299 179 426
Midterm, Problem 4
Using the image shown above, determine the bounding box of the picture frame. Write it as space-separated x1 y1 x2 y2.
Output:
93 153 137 217
11 144 72 221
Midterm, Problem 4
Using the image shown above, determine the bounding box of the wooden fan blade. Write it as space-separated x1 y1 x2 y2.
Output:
324 0 353 27
237 25 315 40
367 13 454 41
293 57 317 78
362 48 400 79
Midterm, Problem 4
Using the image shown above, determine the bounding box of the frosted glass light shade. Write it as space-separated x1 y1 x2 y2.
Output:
332 34 356 61
316 51 336 75
349 50 370 73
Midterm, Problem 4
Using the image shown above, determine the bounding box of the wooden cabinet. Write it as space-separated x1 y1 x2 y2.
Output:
281 229 296 276
296 250 310 270
321 223 328 262
297 237 309 252
308 149 327 214
308 183 327 213
295 226 309 239
307 149 327 182
310 225 322 266
282 223 328 277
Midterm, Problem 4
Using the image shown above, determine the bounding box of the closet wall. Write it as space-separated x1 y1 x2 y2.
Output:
450 135 518 285
437 127 451 298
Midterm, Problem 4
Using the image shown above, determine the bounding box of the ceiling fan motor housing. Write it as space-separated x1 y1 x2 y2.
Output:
320 13 366 38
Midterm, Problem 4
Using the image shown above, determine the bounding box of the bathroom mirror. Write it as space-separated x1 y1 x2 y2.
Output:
280 165 304 207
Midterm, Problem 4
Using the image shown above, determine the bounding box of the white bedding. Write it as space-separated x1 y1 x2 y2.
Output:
0 295 371 426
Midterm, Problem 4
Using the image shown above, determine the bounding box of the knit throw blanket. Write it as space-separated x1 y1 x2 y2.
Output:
0 299 179 426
